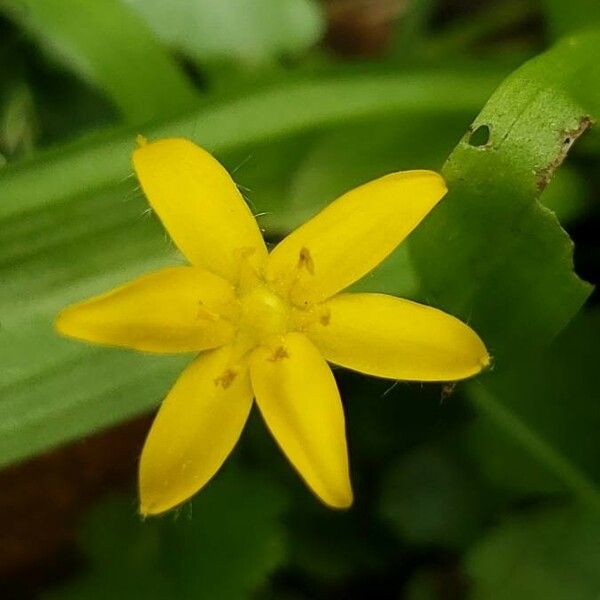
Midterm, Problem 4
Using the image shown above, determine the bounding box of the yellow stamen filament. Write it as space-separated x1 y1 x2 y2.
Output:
196 302 219 322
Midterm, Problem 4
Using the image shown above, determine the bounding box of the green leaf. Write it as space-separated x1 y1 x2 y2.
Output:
123 0 325 66
379 445 486 549
407 31 600 508
45 466 289 599
409 31 599 365
0 83 36 159
466 311 600 504
0 69 502 467
466 505 600 600
0 69 501 220
541 0 600 39
539 166 588 224
1 0 199 124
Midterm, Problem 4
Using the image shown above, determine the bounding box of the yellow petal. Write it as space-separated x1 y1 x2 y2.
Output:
139 345 253 515
133 138 267 282
266 171 446 305
250 332 352 508
307 293 489 381
56 266 237 353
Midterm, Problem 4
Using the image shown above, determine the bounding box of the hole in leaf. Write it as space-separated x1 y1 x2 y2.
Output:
468 124 491 147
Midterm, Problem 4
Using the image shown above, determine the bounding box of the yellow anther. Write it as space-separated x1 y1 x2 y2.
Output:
298 247 315 275
319 307 331 326
235 246 257 260
269 346 289 362
290 303 330 332
214 368 237 389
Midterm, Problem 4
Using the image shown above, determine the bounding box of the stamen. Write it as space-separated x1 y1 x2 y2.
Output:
214 369 238 389
234 246 257 260
319 307 331 326
235 246 262 294
196 301 218 322
269 346 289 362
297 247 315 275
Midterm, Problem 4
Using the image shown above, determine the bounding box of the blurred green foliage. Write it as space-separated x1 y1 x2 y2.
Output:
466 505 600 600
1 0 599 598
2 0 199 123
123 0 324 68
45 468 290 599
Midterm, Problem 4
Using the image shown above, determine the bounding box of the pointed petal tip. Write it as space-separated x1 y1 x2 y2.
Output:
54 306 78 338
458 332 491 380
139 503 169 519
389 168 448 196
406 170 448 210
476 348 492 375
132 137 191 166
54 305 105 347
138 482 191 517
481 351 491 369
138 496 172 518
323 487 354 510
470 328 491 373
132 137 209 162
419 169 446 183
419 170 448 204
54 309 67 334
310 471 354 511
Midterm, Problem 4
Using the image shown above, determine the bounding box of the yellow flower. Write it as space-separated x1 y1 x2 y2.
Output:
56 138 489 516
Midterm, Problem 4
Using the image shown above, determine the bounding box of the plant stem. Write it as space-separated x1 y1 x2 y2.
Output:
468 382 600 513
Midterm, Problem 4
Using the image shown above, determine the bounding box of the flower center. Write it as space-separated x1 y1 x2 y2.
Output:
239 282 290 345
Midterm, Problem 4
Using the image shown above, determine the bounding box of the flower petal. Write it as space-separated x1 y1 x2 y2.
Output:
133 138 268 282
56 266 237 353
266 171 446 305
139 345 253 515
250 332 352 508
307 293 489 381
